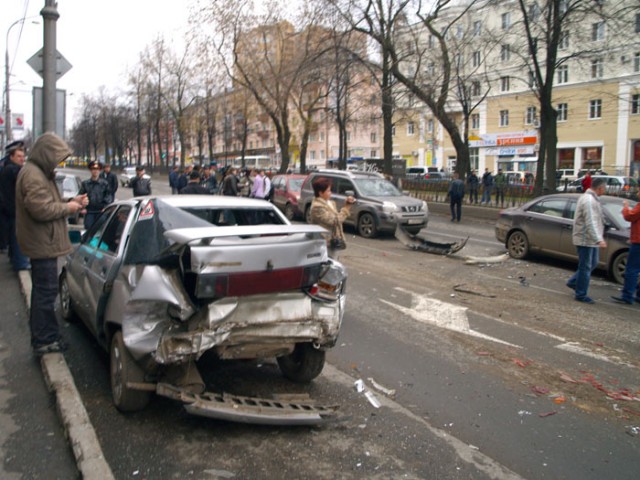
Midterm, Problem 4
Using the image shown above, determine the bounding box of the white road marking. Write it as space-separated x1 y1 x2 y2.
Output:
555 342 636 367
381 288 521 348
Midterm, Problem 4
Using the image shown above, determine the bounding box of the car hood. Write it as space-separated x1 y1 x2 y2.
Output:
360 195 424 207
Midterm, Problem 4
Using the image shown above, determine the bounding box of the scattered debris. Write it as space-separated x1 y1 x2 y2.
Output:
512 358 531 368
553 396 567 404
539 411 558 418
452 284 497 298
476 351 492 356
469 444 480 450
625 426 640 436
518 276 529 287
395 227 469 255
367 377 396 397
463 253 510 265
559 372 581 384
354 379 381 409
531 386 550 395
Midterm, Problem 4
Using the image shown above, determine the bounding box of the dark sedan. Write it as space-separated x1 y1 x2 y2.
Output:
495 194 635 284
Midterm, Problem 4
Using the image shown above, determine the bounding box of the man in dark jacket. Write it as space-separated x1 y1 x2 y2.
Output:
99 163 118 203
0 143 31 270
180 171 209 194
466 169 479 204
0 140 25 251
15 132 86 355
222 167 239 196
80 161 111 229
168 165 180 194
130 166 152 196
447 172 465 222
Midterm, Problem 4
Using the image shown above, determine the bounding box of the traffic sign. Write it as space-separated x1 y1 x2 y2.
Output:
27 48 72 80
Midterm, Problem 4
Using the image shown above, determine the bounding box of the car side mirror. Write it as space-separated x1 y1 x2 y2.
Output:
345 190 355 197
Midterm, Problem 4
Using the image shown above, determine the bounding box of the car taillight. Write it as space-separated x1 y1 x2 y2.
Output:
306 261 348 302
195 265 322 299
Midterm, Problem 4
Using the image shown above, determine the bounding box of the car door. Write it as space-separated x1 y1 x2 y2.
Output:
558 198 578 257
521 197 569 253
334 178 357 225
271 176 285 210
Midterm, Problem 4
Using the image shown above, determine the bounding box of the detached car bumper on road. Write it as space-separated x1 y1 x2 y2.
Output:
60 195 347 424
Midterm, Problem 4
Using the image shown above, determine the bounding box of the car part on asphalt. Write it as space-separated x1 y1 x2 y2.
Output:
395 226 468 255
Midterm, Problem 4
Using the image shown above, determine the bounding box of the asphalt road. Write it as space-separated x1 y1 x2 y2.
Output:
29 168 640 478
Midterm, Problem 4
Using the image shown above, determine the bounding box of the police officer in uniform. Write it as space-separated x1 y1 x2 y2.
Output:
79 161 111 229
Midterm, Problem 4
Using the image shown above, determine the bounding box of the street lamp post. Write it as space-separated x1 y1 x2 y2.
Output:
4 17 39 143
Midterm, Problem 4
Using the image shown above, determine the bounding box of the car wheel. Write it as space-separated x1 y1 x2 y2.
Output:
277 343 325 383
284 203 295 221
507 230 529 259
110 331 151 412
59 273 79 323
610 251 628 285
357 212 378 238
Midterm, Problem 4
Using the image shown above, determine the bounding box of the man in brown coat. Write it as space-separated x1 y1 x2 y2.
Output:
15 132 87 356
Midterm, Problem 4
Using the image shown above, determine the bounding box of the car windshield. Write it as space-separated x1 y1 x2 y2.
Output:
354 178 401 196
603 200 636 229
125 199 286 265
288 178 304 191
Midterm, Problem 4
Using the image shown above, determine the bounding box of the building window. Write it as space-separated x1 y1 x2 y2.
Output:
472 51 481 67
310 151 316 160
500 110 509 126
591 58 603 79
634 52 640 73
559 31 569 50
473 21 481 36
456 25 464 39
632 94 640 115
346 131 351 141
427 62 435 76
526 106 537 125
557 65 568 84
636 13 640 33
407 121 415 135
472 81 481 96
370 132 377 143
592 21 605 41
501 44 511 62
589 99 602 119
371 150 377 158
428 35 434 48
320 131 325 141
427 118 434 133
470 148 479 170
502 12 511 29
392 125 396 136
471 113 480 129
557 103 568 122
500 76 510 92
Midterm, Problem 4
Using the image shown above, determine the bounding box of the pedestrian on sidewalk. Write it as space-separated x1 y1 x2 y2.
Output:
99 163 118 203
566 177 607 304
481 168 493 204
0 140 25 252
130 166 152 196
0 142 31 271
494 168 507 207
447 172 465 222
15 132 86 355
467 169 479 204
611 188 640 305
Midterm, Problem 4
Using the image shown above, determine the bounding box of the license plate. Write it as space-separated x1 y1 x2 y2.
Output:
407 219 422 225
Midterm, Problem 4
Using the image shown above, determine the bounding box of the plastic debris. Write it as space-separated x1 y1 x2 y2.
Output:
531 386 550 395
553 396 566 404
354 379 381 409
512 358 531 368
539 411 557 418
367 377 396 397
354 379 365 393
625 426 639 436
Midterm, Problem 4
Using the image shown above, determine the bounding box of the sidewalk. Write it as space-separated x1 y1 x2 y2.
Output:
0 262 113 479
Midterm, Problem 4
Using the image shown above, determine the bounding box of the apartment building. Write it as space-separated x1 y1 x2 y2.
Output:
393 0 640 177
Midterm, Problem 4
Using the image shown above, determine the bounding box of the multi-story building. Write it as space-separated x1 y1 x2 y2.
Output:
393 0 640 177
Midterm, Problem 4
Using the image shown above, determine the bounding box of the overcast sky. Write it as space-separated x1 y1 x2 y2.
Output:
2 0 191 138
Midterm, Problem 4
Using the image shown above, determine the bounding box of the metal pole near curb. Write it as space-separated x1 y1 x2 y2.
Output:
40 0 58 133
17 271 114 480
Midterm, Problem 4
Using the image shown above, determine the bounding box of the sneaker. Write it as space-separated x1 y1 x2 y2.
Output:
33 340 67 357
566 282 576 290
575 296 595 304
611 296 633 305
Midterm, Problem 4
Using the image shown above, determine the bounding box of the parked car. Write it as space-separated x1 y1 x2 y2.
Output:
405 166 438 179
299 169 429 238
119 166 150 187
557 175 638 197
495 193 636 284
54 170 82 224
271 173 306 220
59 195 347 421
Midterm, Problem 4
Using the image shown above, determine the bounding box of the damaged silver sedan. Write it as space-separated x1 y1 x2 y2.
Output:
59 196 347 424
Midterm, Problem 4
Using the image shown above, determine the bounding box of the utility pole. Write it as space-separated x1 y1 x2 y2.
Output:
41 0 58 133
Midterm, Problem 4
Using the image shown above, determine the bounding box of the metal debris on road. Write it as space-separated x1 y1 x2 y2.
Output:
395 227 468 255
354 379 382 408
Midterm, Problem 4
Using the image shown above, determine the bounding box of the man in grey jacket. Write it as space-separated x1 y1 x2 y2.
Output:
16 132 86 355
566 177 607 304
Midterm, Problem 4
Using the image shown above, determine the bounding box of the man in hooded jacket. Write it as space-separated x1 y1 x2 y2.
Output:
15 132 86 356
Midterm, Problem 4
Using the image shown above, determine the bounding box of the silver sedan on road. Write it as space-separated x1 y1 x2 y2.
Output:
495 194 635 284
59 195 347 422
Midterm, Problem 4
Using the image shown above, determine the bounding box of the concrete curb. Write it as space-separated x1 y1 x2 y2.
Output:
17 270 114 480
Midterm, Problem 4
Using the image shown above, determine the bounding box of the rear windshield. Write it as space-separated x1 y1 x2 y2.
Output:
354 178 402 196
125 199 286 264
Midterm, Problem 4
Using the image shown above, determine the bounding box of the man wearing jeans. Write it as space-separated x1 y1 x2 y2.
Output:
15 133 86 355
611 189 640 305
566 177 607 304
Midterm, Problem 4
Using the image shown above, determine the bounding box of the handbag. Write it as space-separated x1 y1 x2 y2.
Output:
330 217 347 249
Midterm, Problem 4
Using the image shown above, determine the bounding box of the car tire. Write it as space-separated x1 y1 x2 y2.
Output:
357 212 378 238
277 343 325 383
284 203 295 221
507 230 529 259
110 330 151 412
59 272 79 323
610 251 628 285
